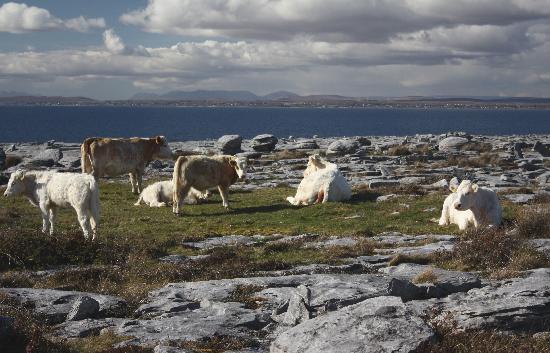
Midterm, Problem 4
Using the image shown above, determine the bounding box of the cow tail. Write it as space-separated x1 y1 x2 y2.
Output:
81 138 94 174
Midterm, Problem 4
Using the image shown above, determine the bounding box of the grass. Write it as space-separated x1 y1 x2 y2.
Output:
413 268 438 284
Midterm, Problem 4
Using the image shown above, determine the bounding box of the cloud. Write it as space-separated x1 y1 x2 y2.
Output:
0 2 105 33
120 0 550 42
103 29 150 56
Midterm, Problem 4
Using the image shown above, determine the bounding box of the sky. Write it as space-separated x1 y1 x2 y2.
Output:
0 0 549 99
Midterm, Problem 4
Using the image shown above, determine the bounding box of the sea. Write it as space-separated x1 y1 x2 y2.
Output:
1 106 549 142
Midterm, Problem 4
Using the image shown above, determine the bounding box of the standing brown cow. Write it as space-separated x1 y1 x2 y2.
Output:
81 136 173 194
172 155 247 215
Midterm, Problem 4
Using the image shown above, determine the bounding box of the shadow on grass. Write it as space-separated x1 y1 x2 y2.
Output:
187 203 292 216
349 190 382 203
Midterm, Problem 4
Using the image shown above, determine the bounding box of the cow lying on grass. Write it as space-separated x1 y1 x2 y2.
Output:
287 154 351 205
134 180 211 207
439 178 502 229
3 170 100 240
439 178 475 230
81 136 173 194
172 155 248 215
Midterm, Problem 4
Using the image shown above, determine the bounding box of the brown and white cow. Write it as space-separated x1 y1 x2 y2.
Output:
81 136 173 194
172 155 247 215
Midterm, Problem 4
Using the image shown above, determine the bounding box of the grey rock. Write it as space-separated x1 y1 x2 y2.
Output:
533 141 550 157
53 318 125 338
182 235 259 250
436 268 550 332
429 179 449 189
0 316 15 340
26 148 63 167
66 296 100 321
439 136 469 152
0 288 127 324
272 285 312 326
293 139 318 150
326 139 359 156
218 135 243 154
503 193 535 204
376 194 397 202
270 296 434 353
375 240 455 256
252 134 278 152
382 264 482 301
155 346 194 353
528 239 550 252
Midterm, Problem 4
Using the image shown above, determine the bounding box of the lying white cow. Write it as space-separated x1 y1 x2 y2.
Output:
134 180 211 207
287 155 351 205
439 178 501 229
3 170 100 240
439 178 475 230
172 155 248 215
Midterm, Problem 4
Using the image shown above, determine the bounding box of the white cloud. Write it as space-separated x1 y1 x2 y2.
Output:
120 0 550 42
0 2 105 33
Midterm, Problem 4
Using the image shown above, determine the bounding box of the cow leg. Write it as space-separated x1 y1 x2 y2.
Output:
129 172 139 194
218 185 230 208
76 209 92 240
173 183 191 215
48 207 58 235
39 203 50 234
136 170 144 194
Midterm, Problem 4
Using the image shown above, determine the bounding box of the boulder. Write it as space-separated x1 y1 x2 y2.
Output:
326 139 359 156
26 148 63 168
218 135 243 154
438 136 469 152
503 193 535 204
293 139 318 150
251 134 278 152
66 296 100 321
270 296 434 353
533 141 550 157
436 268 550 332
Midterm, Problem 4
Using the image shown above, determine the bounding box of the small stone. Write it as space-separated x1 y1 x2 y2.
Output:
66 296 100 321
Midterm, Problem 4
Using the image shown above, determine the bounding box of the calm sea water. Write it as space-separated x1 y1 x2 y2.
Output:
1 106 549 142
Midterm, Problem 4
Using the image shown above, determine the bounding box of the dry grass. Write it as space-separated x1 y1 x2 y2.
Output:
4 154 23 169
226 284 267 309
516 207 550 239
271 149 309 160
388 253 433 267
435 227 550 279
444 153 511 168
459 141 493 153
413 268 438 284
387 145 412 156
178 335 260 353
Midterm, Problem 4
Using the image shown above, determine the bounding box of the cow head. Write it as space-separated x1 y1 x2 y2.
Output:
451 180 479 211
229 156 248 180
4 170 30 197
304 154 324 177
153 136 174 160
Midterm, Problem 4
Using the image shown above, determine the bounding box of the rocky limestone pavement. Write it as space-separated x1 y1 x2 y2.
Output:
433 268 550 332
0 288 127 324
270 296 434 353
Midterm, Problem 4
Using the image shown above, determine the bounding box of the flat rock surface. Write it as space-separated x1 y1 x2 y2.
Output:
270 296 434 353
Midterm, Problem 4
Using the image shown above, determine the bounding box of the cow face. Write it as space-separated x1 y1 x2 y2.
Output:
153 136 174 160
229 157 248 180
452 180 479 211
4 170 27 197
304 154 323 177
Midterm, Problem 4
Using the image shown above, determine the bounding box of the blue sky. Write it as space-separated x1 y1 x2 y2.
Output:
1 0 550 99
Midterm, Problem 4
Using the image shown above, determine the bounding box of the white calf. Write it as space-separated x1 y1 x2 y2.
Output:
439 192 475 230
134 180 211 207
4 170 100 240
287 156 351 205
447 179 502 229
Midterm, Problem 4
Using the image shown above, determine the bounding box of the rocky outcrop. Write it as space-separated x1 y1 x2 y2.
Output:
270 296 434 353
326 139 360 156
438 136 469 152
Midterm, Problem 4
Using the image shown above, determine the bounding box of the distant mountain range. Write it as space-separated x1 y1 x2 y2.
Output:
130 90 356 101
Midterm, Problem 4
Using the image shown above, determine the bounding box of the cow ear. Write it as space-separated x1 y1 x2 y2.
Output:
472 183 479 192
449 184 458 193
155 136 165 144
229 159 237 167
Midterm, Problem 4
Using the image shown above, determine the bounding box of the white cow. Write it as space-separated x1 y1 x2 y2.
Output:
3 170 100 240
452 179 502 228
439 178 475 230
287 155 351 205
134 180 211 207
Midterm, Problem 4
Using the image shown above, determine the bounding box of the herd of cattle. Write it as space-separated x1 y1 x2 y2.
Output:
2 136 503 240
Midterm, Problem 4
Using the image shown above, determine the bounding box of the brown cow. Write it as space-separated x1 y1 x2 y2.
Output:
81 136 173 194
172 155 247 215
